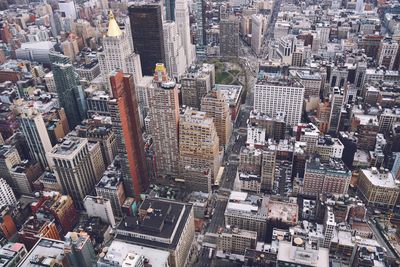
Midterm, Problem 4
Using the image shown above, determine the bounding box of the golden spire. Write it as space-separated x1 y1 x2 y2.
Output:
107 10 122 37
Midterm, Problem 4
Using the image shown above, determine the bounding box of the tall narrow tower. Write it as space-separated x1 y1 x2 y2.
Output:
148 64 180 177
128 4 165 76
201 91 232 146
108 71 149 198
175 0 195 65
98 11 142 89
50 52 86 129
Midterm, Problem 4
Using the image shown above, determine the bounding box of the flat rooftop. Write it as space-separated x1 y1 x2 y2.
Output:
98 240 169 267
116 198 192 250
215 84 242 104
19 238 65 267
277 241 329 267
48 136 87 158
361 168 398 188
267 198 298 224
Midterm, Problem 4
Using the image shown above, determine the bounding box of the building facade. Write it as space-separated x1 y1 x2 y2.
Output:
108 71 149 199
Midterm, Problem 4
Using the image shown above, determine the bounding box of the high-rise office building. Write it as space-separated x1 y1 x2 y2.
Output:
148 64 180 177
163 21 187 80
64 232 97 267
0 145 22 189
16 106 52 169
328 87 344 134
128 4 165 76
201 91 232 146
96 159 126 218
254 79 305 126
47 136 99 210
108 71 149 198
179 109 221 181
175 0 195 65
84 196 116 227
58 0 76 20
181 63 215 109
303 157 351 196
165 0 175 21
251 14 265 56
195 0 206 46
261 150 276 192
50 52 86 129
220 16 240 58
10 161 42 196
0 178 16 207
98 11 142 89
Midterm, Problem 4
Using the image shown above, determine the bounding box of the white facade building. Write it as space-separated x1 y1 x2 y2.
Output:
84 196 116 227
175 0 196 65
98 12 142 91
163 21 187 80
254 81 305 126
58 0 76 20
0 178 17 207
251 14 265 56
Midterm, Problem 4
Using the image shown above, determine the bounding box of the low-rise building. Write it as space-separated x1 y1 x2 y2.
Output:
303 157 351 196
218 227 257 255
116 198 195 267
97 240 170 267
276 236 329 267
358 167 400 208
0 242 27 266
84 196 116 227
18 217 60 250
95 159 126 218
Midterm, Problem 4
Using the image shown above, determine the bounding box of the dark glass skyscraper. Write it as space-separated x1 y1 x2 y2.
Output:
108 71 149 199
128 4 165 76
165 0 175 21
50 52 86 129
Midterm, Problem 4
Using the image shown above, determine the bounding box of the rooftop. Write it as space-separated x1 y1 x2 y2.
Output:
116 198 192 250
18 238 65 267
96 159 123 190
277 240 329 267
48 136 87 158
215 84 242 104
267 197 298 224
361 167 399 188
98 240 169 267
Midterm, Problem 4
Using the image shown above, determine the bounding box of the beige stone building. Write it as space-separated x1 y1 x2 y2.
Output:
201 90 232 146
358 167 400 208
179 109 221 187
218 227 257 254
148 64 180 176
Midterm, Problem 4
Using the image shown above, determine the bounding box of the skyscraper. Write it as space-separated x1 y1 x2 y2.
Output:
195 0 206 46
0 178 17 207
98 11 142 89
165 0 175 21
47 136 99 210
220 16 240 58
328 87 344 134
50 52 86 129
128 4 165 76
16 106 52 169
0 145 21 189
148 64 180 177
179 109 221 180
254 79 305 126
108 71 149 198
251 14 265 56
175 0 195 65
163 21 187 80
201 91 232 146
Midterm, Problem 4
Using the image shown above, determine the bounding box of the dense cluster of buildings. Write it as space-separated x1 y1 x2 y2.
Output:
0 0 397 265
